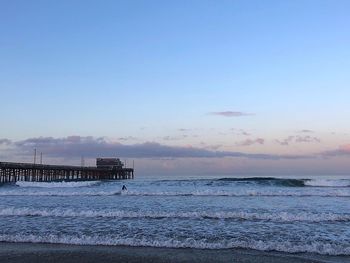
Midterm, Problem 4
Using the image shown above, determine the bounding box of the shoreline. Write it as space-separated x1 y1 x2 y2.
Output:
0 242 349 263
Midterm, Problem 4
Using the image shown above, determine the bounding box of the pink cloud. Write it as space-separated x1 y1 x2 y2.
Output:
210 111 253 117
320 144 350 157
339 144 350 152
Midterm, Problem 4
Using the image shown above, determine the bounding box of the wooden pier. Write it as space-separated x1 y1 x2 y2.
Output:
0 162 134 184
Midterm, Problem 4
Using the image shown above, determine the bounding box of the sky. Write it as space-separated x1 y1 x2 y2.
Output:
1 0 350 176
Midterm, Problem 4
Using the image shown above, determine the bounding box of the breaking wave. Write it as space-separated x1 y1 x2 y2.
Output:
0 190 119 196
0 189 349 197
124 189 350 197
304 179 350 187
217 177 306 187
15 181 101 188
0 234 348 255
217 177 350 187
0 207 349 222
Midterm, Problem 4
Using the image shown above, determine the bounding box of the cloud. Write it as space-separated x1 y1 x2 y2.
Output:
1 136 309 160
341 144 350 152
321 144 350 157
298 129 314 133
236 138 265 146
276 136 294 146
199 142 223 150
162 136 187 141
276 136 321 146
231 128 251 136
295 136 321 143
118 136 138 141
209 111 253 117
0 139 12 145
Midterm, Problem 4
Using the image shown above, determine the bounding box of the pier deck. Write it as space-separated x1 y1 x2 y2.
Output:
0 162 134 183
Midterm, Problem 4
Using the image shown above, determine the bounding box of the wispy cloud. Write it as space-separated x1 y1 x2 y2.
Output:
276 136 294 146
295 136 321 143
199 142 223 151
276 136 321 146
236 138 264 146
231 128 251 136
298 129 314 133
118 136 138 141
209 111 253 117
178 128 190 132
162 135 187 141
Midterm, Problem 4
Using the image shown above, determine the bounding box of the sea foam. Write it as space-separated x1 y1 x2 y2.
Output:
15 181 100 188
0 207 349 222
1 188 349 197
0 233 348 255
304 179 350 187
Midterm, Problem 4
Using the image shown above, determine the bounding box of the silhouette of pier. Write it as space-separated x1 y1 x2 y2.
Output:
0 161 134 184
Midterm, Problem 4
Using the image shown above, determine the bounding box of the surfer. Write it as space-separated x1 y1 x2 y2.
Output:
122 185 127 191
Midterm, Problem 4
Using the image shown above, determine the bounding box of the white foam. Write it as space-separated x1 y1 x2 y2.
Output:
304 179 350 187
0 188 349 197
15 181 101 188
0 233 348 255
124 189 350 197
0 190 119 196
1 207 349 222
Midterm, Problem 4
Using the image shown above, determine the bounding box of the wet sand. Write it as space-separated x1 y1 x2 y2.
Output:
0 242 349 263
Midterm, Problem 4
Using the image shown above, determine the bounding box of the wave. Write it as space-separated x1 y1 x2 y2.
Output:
0 189 349 197
304 179 350 187
15 181 101 188
0 207 349 222
217 177 306 187
124 189 350 197
0 190 119 196
217 177 350 188
0 233 348 255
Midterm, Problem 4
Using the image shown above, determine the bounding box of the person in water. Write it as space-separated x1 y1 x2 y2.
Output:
122 185 127 191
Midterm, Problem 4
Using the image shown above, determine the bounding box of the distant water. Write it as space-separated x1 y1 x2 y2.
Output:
0 176 349 255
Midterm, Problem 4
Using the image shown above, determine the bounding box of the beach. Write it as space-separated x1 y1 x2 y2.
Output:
1 242 349 263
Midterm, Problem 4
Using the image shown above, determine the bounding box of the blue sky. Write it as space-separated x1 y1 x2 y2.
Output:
1 0 350 175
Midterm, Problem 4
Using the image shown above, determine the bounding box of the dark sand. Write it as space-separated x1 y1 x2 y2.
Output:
0 242 349 263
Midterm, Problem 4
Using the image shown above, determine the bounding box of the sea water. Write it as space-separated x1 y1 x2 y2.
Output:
0 176 349 255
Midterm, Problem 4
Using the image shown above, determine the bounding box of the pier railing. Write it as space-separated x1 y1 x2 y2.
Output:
0 162 134 183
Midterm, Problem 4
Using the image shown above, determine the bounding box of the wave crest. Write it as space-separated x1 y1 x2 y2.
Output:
0 234 348 255
217 177 350 188
15 181 101 188
1 207 349 222
0 189 349 197
304 179 350 187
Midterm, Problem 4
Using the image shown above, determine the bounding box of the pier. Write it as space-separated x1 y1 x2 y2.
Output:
0 161 134 184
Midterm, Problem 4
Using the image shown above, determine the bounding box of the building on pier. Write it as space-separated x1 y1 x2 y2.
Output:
96 158 124 169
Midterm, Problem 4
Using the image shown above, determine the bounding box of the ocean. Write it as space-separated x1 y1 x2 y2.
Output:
0 175 349 258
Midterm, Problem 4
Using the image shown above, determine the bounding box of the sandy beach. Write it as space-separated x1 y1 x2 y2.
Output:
0 242 349 263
